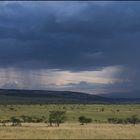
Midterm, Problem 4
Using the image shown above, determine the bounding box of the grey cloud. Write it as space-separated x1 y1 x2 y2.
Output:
0 2 139 69
0 2 140 93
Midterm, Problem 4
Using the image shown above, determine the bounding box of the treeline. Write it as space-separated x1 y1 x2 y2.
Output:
0 111 93 127
0 111 67 127
0 111 140 127
0 115 46 124
108 115 140 125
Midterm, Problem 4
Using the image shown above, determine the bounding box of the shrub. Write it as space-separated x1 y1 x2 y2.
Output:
20 115 45 123
79 116 86 125
107 118 118 124
9 107 14 110
78 116 92 125
116 109 120 112
20 115 33 123
107 115 140 125
10 117 22 126
126 115 140 125
85 118 92 123
117 118 123 124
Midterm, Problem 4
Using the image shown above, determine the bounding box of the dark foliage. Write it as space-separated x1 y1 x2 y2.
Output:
78 116 92 125
108 115 140 125
48 110 66 127
10 117 22 126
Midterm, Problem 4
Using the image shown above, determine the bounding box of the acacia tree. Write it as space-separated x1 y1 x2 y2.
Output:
48 111 66 127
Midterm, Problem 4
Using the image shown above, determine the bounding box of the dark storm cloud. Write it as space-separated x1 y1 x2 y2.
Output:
0 1 140 72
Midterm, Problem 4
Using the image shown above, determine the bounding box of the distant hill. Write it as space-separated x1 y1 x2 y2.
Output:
0 89 111 104
0 89 139 104
99 91 140 99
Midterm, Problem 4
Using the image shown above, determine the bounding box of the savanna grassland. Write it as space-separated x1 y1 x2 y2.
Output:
0 104 139 122
0 104 140 139
0 123 140 139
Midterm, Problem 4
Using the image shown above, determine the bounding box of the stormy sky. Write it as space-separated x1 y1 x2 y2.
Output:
0 1 140 97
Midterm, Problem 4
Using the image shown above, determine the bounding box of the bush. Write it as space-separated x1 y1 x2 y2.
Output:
20 115 33 123
85 118 92 123
79 116 86 125
20 115 45 123
126 115 140 125
107 118 118 124
9 107 14 110
117 118 124 124
10 117 22 126
78 116 92 125
107 115 140 125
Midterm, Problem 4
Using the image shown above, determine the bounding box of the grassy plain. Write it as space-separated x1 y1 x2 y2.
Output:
0 123 140 139
0 104 140 139
0 104 139 122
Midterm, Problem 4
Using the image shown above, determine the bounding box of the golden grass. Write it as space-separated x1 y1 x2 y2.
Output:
0 123 140 139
